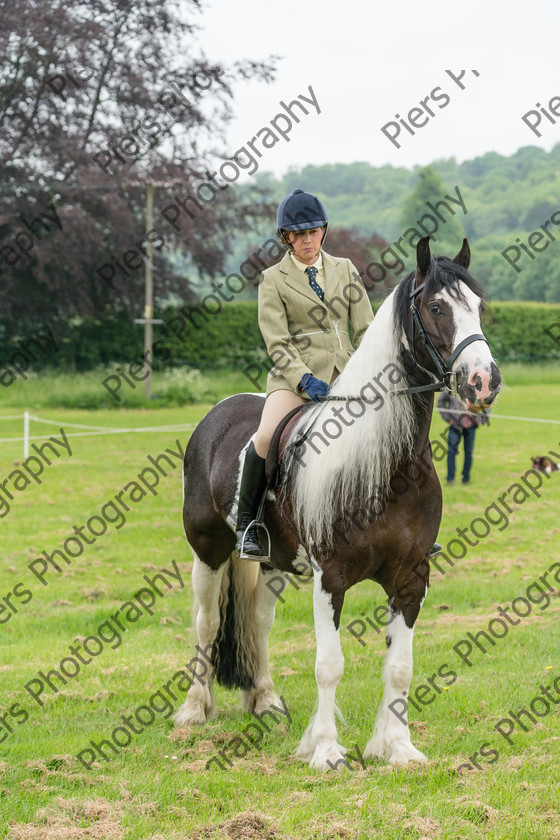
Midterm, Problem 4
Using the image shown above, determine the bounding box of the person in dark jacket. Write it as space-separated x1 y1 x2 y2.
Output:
437 392 490 485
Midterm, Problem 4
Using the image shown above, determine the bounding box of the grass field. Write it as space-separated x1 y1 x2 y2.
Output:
1 364 559 839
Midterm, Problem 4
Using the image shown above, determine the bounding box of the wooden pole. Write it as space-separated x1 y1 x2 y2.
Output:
144 182 154 399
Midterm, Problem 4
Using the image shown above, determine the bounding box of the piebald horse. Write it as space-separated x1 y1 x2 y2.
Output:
174 237 501 769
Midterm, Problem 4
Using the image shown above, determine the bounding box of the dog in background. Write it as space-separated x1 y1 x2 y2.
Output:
531 456 560 474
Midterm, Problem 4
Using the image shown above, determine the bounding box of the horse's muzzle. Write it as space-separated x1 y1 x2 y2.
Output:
457 360 501 410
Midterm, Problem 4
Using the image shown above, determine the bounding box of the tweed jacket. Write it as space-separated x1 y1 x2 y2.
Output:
258 250 373 396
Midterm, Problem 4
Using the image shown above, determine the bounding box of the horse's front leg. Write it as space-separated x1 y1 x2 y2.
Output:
365 562 429 764
295 566 347 770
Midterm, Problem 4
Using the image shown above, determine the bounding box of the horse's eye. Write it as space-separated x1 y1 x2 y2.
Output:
428 303 441 315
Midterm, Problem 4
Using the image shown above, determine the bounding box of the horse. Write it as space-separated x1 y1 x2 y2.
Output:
173 236 502 769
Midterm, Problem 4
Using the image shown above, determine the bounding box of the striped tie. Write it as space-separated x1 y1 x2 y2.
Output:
305 266 324 301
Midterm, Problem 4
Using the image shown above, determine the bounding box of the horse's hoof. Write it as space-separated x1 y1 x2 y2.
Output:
363 734 387 760
386 742 428 764
173 703 208 727
309 743 349 771
294 740 313 762
252 692 282 716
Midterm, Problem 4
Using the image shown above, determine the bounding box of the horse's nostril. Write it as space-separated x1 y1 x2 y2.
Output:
465 367 494 402
468 373 483 392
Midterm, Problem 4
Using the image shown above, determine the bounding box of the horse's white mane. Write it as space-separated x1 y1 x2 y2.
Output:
289 291 416 549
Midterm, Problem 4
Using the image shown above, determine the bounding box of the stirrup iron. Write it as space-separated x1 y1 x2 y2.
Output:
239 518 271 561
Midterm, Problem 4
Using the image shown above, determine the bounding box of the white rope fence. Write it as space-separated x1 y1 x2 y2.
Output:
0 412 197 457
0 409 558 459
477 413 560 426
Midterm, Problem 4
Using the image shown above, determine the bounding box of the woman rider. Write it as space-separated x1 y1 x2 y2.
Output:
235 188 442 559
235 188 373 558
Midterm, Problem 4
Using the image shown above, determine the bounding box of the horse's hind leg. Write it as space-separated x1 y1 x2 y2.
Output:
173 551 226 726
364 586 428 764
241 565 282 715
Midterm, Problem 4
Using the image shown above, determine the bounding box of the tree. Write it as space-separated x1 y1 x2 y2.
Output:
323 227 400 297
0 0 276 332
399 165 466 254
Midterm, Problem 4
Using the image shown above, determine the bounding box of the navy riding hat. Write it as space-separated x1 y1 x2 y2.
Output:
276 189 329 248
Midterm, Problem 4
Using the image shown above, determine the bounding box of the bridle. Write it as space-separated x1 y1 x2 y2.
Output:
319 272 488 401
406 274 488 396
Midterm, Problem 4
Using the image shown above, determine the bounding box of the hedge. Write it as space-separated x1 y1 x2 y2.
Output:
3 300 560 373
157 302 265 369
482 301 560 362
158 300 560 367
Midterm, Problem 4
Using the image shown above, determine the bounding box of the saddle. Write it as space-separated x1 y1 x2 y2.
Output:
265 402 315 489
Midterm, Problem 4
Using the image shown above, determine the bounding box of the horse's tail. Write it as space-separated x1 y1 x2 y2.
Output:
211 553 260 689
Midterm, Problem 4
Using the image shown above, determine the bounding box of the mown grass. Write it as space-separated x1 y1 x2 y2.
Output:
1 361 558 410
0 365 559 839
0 366 250 411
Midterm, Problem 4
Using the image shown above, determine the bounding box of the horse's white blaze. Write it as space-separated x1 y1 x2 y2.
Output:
365 612 427 764
437 286 495 401
291 291 415 547
173 552 224 727
296 568 346 770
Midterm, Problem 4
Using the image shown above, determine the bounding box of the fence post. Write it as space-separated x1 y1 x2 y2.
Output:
24 411 29 459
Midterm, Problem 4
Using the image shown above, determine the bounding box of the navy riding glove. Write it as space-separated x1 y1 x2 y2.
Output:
298 373 329 402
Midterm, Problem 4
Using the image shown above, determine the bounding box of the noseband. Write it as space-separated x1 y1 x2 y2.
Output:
407 276 488 395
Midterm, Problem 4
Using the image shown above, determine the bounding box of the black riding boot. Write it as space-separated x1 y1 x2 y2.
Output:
236 441 268 558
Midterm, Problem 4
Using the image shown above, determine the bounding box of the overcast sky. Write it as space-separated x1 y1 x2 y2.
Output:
196 0 560 177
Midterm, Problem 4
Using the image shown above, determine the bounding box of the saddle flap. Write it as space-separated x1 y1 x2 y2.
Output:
265 404 311 488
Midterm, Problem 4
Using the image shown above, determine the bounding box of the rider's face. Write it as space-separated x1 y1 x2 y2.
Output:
287 228 323 265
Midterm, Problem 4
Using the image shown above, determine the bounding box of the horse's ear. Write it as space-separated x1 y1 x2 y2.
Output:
416 236 431 277
453 238 471 269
